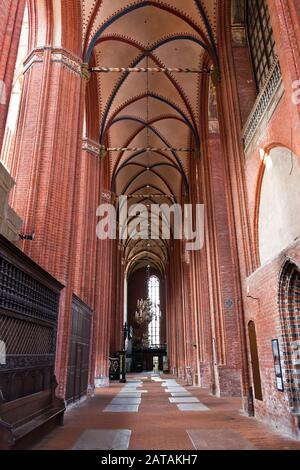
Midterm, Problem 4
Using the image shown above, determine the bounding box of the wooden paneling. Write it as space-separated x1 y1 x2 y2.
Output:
66 296 92 404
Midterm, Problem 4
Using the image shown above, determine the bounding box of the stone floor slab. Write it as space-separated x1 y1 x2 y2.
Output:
120 389 147 393
170 392 192 397
123 385 142 389
117 392 142 398
169 397 199 403
103 404 139 412
111 397 141 405
165 388 186 393
176 403 209 411
72 429 131 450
187 429 256 450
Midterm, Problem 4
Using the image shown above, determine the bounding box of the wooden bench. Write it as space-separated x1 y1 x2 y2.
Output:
0 388 65 449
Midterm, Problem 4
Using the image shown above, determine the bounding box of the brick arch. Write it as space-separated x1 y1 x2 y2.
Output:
278 260 300 411
253 144 291 267
253 145 300 267
253 157 266 269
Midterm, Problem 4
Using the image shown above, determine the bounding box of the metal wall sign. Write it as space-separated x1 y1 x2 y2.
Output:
271 339 284 392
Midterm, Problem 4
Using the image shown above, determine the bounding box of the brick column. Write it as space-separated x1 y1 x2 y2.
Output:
73 139 102 308
88 159 115 386
215 0 256 412
0 0 26 149
110 244 124 353
206 131 244 397
9 46 84 397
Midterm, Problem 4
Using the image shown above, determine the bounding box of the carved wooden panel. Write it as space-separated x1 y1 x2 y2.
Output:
0 234 62 403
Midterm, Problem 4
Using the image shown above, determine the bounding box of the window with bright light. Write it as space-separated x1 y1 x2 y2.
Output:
246 0 276 92
148 275 160 346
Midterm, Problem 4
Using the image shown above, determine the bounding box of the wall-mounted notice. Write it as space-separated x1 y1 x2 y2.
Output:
271 339 284 392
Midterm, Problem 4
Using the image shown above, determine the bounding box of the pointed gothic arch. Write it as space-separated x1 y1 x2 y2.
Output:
278 260 300 412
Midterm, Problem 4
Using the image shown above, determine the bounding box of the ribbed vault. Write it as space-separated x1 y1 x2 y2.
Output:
82 0 218 273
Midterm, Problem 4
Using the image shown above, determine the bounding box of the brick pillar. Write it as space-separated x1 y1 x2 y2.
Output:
92 238 114 383
168 239 186 377
0 0 26 149
73 140 101 308
188 158 203 386
89 159 114 386
180 238 197 382
110 244 124 353
217 0 255 411
9 46 84 397
206 131 244 397
196 178 216 392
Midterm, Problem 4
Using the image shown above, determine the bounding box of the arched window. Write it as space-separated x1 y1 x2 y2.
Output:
148 275 160 346
279 261 300 412
246 0 276 92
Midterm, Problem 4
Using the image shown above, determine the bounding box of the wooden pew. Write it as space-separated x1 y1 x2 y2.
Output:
0 383 65 449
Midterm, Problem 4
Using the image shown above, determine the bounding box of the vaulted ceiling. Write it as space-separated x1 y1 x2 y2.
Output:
81 1 219 274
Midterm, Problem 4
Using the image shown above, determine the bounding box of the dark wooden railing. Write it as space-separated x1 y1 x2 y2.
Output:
0 234 64 448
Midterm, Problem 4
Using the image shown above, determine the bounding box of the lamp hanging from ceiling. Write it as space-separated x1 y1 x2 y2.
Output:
134 264 153 325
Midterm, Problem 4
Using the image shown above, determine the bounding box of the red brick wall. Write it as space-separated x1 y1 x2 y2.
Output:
224 0 300 436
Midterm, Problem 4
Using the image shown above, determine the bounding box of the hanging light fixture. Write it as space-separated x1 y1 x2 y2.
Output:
134 298 153 325
134 263 153 325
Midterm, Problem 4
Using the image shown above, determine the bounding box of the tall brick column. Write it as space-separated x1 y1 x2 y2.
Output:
0 0 26 150
216 1 259 412
10 46 85 397
86 158 115 387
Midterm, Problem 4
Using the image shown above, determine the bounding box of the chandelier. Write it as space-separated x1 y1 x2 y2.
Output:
135 298 154 325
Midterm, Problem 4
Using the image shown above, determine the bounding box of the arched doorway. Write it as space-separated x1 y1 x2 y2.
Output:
248 321 263 401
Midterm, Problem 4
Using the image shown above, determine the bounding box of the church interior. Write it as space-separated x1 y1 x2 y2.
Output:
0 0 300 451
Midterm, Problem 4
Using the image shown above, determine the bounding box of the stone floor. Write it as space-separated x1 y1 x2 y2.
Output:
33 373 300 450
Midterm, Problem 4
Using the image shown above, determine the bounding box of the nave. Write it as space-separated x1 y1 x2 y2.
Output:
1 0 300 451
